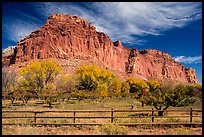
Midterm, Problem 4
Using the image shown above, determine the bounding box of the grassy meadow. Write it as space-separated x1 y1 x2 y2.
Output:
2 97 202 135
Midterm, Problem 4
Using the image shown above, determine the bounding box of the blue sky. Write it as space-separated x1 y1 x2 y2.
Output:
2 2 202 83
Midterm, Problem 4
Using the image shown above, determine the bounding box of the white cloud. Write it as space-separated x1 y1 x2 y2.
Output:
3 2 202 45
35 2 201 44
92 2 201 37
173 55 202 64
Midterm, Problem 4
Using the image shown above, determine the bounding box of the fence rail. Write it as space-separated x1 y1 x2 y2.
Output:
2 108 202 126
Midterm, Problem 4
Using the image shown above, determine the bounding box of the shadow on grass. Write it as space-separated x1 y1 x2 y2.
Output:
42 105 53 108
35 102 44 105
2 105 12 108
128 113 151 117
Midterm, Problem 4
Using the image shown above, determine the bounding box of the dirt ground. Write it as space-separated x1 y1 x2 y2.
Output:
2 125 202 135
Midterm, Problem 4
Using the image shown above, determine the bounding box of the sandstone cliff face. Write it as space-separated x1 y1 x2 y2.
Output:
2 14 198 84
126 49 198 83
2 46 16 67
3 46 16 55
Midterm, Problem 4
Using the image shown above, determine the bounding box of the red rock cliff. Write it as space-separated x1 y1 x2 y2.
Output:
2 14 198 84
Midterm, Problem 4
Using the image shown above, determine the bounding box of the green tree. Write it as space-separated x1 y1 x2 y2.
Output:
144 81 196 116
169 84 196 107
186 84 202 100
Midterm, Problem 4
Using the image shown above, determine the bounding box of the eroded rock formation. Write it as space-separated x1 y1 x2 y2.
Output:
2 14 198 84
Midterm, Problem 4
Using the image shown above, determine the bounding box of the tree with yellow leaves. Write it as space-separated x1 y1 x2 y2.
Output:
75 64 122 99
19 60 62 105
125 77 149 107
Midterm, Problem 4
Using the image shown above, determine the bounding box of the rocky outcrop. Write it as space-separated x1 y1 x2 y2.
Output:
2 14 198 84
126 49 198 83
2 46 16 55
2 46 17 66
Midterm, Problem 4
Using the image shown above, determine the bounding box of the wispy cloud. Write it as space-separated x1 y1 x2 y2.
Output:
2 10 41 42
173 55 202 64
2 2 202 45
34 2 202 43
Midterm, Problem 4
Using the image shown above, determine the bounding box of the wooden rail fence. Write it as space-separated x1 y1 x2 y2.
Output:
2 108 202 126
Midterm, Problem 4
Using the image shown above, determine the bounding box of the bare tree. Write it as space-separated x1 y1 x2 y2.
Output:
2 67 18 103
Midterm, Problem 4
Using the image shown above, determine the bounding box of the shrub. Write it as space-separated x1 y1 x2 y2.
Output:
99 123 128 135
70 90 90 101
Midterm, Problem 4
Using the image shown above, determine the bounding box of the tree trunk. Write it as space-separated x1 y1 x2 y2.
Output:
22 99 25 104
157 106 164 116
158 110 164 116
142 102 144 108
48 102 52 108
25 99 28 104
11 98 15 104
131 104 134 110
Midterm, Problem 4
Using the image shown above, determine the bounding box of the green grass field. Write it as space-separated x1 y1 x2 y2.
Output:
2 97 202 135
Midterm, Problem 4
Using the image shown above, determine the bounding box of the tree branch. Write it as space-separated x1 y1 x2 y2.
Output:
163 104 170 110
153 103 159 110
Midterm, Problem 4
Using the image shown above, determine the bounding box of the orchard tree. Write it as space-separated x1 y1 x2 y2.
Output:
2 67 18 104
186 84 202 100
19 60 62 100
125 77 149 94
168 84 196 107
145 80 166 116
56 74 78 101
74 64 125 100
97 83 109 98
76 65 100 91
147 80 162 91
76 64 115 92
144 81 196 116
121 82 130 97
125 77 149 107
41 84 58 107
108 77 122 97
17 79 38 104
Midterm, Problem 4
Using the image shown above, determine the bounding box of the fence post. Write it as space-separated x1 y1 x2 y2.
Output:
151 108 154 123
190 108 193 122
73 111 76 123
111 108 114 123
34 112 37 125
